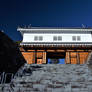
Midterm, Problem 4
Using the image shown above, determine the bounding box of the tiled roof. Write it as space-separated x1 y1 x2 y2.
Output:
20 42 92 47
18 26 92 29
17 27 92 32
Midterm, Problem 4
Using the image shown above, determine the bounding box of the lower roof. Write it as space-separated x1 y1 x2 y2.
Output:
18 27 92 32
20 42 92 47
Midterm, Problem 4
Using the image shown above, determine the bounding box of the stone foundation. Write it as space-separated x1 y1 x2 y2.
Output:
0 64 92 92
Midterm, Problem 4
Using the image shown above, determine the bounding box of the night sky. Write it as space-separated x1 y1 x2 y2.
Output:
0 0 92 41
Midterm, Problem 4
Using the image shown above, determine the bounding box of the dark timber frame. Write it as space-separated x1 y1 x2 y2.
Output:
20 44 92 64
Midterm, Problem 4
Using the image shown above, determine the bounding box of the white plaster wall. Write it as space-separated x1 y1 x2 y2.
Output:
22 33 92 43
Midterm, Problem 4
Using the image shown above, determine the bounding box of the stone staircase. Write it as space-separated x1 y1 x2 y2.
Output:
0 64 92 92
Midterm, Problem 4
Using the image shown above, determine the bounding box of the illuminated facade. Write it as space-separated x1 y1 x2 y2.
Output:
18 27 92 64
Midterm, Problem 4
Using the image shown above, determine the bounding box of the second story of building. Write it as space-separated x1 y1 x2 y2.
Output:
17 27 92 45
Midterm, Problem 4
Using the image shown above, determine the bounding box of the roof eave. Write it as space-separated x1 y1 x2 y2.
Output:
17 28 92 32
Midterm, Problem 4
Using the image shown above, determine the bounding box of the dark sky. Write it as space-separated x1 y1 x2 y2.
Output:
0 0 92 41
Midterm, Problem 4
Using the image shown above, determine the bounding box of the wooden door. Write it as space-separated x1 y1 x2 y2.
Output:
22 52 35 64
37 59 43 64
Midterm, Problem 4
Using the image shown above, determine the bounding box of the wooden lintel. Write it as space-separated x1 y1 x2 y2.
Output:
56 50 65 52
19 47 25 52
66 50 75 52
47 50 55 52
88 50 92 52
37 50 45 52
27 50 35 52
76 50 84 52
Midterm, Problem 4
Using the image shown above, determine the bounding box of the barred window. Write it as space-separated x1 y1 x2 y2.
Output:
34 36 43 41
34 36 38 41
77 36 81 41
72 36 76 41
39 36 43 41
58 36 62 41
53 36 57 41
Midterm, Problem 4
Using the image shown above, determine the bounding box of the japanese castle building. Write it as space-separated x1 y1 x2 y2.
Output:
18 27 92 64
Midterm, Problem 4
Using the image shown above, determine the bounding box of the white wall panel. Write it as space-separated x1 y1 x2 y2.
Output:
22 33 92 43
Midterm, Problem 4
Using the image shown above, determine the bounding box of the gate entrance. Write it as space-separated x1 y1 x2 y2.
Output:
20 46 91 64
47 52 65 64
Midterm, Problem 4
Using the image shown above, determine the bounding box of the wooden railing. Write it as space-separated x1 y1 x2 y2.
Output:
0 72 14 84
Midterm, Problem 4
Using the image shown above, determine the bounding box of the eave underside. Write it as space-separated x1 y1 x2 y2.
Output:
20 42 92 50
20 42 92 46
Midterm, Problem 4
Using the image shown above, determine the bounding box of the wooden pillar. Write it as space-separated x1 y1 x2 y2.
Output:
77 52 80 64
36 51 46 64
70 52 77 64
36 51 42 64
79 52 89 64
42 52 47 64
65 52 70 64
33 51 36 64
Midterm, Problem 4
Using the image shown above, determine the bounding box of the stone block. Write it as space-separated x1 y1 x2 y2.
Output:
72 88 80 92
33 84 46 91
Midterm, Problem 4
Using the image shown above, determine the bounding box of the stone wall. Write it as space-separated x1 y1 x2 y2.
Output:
0 64 92 92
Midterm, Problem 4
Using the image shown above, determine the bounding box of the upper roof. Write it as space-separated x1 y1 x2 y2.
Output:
18 26 92 29
17 27 92 32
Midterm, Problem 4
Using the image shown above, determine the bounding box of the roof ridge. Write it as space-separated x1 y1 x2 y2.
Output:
18 27 92 29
